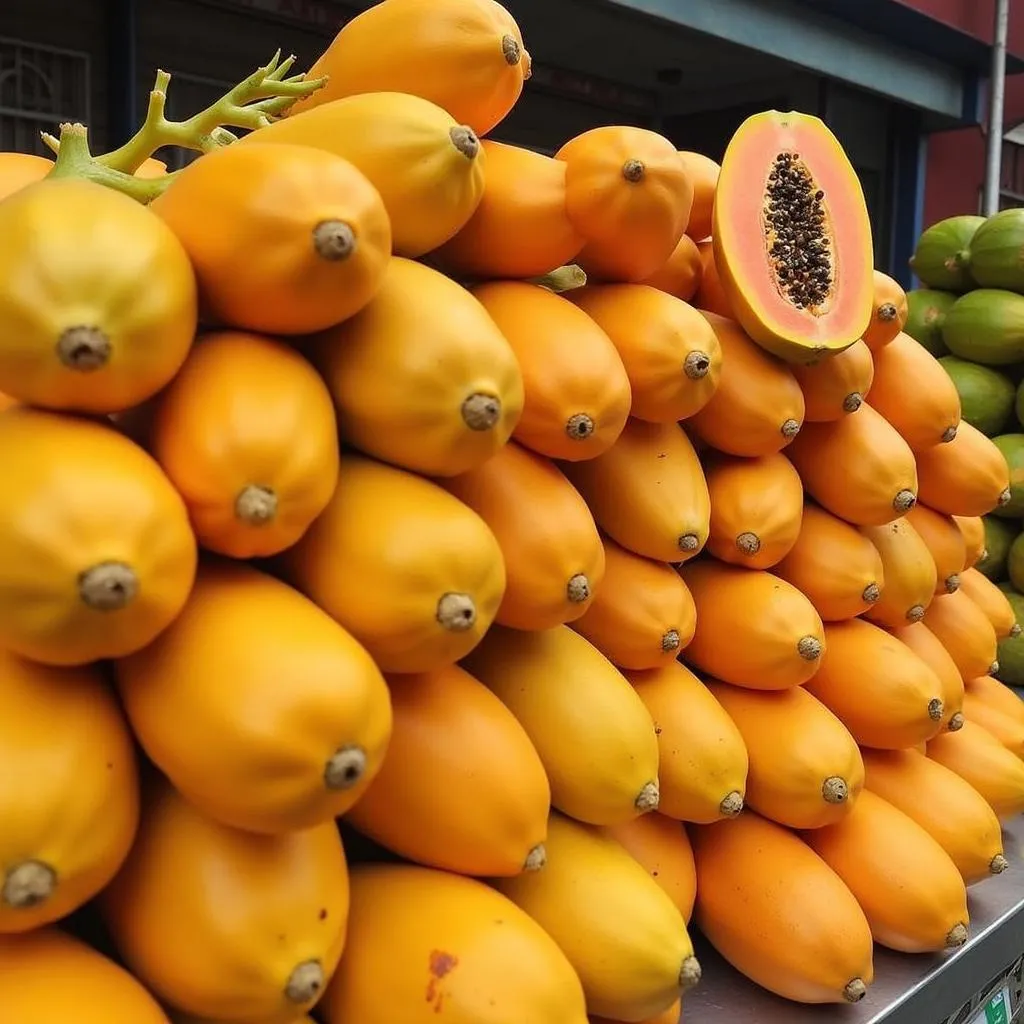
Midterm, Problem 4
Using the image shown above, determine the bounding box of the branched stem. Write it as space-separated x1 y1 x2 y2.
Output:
44 51 327 191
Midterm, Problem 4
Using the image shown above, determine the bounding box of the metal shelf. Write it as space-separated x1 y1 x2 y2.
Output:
684 818 1024 1023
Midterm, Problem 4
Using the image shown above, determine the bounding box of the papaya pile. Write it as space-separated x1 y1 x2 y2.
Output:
904 210 1024 693
0 1 1022 1022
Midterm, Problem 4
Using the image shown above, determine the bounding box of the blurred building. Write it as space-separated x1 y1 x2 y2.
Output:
0 0 1019 283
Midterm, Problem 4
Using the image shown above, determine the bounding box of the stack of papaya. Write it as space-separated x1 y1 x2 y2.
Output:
0 1 1022 1022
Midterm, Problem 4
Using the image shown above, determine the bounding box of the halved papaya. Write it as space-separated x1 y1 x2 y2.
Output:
712 111 874 364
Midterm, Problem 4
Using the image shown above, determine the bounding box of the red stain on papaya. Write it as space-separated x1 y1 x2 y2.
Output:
425 949 459 1012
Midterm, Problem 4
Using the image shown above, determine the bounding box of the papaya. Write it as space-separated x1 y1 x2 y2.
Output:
430 141 583 278
966 208 1024 291
941 356 1015 437
803 619 945 748
960 688 1024 758
688 312 805 456
910 215 982 292
562 419 710 562
860 747 1007 884
906 288 956 355
591 1003 680 1024
169 1014 312 1024
0 178 197 413
904 503 966 595
712 111 873 363
570 285 722 422
803 790 969 953
0 650 137 934
151 142 391 335
0 928 172 1023
692 812 874 1004
959 567 1020 638
600 814 697 923
942 288 1024 365
346 664 549 876
116 560 392 835
0 151 51 200
444 442 603 630
102 781 349 1023
914 420 1011 516
247 92 485 257
927 721 1024 819
866 332 962 451
310 258 523 477
288 0 530 136
640 233 703 302
472 282 631 460
0 408 197 666
703 452 804 569
922 589 999 680
707 682 863 829
861 270 908 351
889 622 965 732
494 813 700 1021
148 331 339 558
627 661 748 823
982 516 1020 580
463 625 660 825
964 673 1024 727
786 404 918 525
678 151 719 240
557 126 692 282
694 239 733 317
774 504 885 621
955 514 987 568
861 518 937 628
278 454 505 673
790 340 874 421
321 863 588 1024
571 537 697 670
679 561 825 689
0 391 15 412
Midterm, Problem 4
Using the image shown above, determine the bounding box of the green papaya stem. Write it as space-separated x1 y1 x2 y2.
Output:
46 122 174 203
529 264 588 293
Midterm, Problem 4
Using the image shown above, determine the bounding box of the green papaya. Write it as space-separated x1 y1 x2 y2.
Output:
967 209 1024 292
942 289 1024 366
978 515 1019 581
910 215 983 291
992 434 1024 518
940 356 1014 436
905 289 956 356
996 585 1024 686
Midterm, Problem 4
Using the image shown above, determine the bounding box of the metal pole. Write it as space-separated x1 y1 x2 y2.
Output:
982 0 1011 215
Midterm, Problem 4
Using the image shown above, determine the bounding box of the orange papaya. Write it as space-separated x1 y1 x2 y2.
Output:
571 537 696 670
0 152 51 201
430 141 583 278
904 503 967 596
640 233 703 302
288 0 531 136
786 404 918 525
557 127 692 283
964 673 1024 728
463 625 660 825
914 420 1011 516
711 110 874 364
922 590 999 680
927 721 1024 819
346 664 550 876
148 330 340 558
960 688 1024 758
627 661 748 823
959 567 1020 638
707 681 864 829
472 281 631 460
309 257 523 477
562 419 710 562
591 1002 680 1024
678 151 719 240
692 812 874 1004
803 619 945 748
954 514 987 568
444 442 604 630
571 285 722 422
278 454 506 673
804 789 969 953
861 517 937 628
790 340 874 421
679 561 825 689
861 747 1007 885
774 504 885 621
694 239 733 317
861 270 908 351
867 332 961 451
704 452 804 569
321 863 589 1024
889 621 965 732
688 312 805 456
